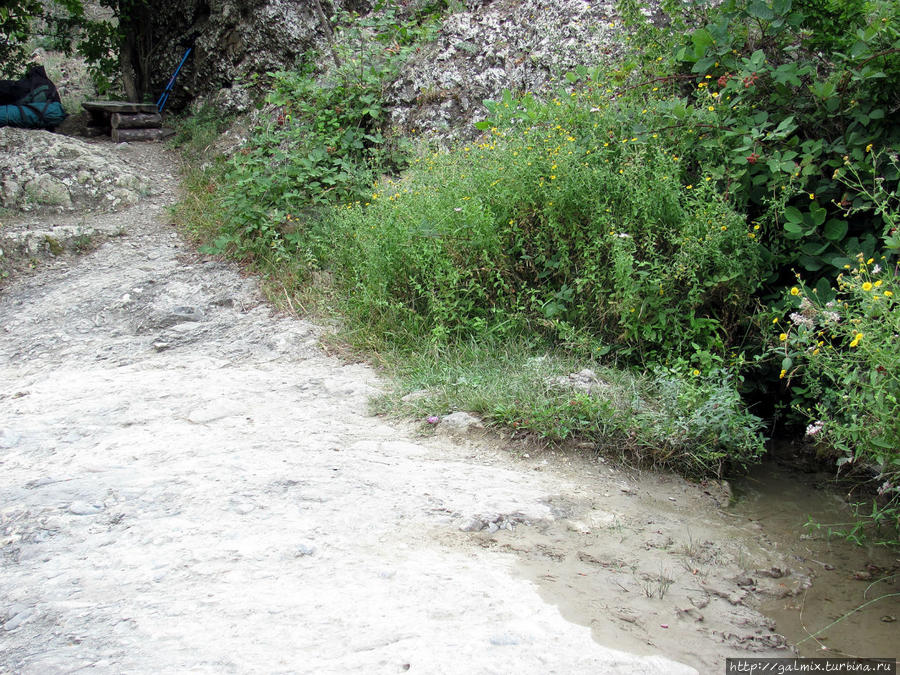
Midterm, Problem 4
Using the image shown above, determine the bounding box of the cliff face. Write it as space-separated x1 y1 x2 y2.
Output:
135 0 629 135
125 0 342 112
387 0 623 140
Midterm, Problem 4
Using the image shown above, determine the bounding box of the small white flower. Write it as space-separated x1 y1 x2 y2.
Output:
790 312 814 328
806 420 825 437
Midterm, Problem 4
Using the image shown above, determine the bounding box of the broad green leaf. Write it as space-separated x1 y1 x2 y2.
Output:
799 254 824 271
748 1 775 20
809 204 827 226
823 219 848 241
800 241 829 255
784 206 803 223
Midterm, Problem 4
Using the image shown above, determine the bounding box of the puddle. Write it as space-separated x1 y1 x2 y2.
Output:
731 458 900 659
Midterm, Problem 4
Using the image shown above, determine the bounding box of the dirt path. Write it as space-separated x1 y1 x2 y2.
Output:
1 142 794 673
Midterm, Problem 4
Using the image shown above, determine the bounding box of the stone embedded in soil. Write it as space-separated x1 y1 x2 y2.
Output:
67 501 103 515
440 411 483 432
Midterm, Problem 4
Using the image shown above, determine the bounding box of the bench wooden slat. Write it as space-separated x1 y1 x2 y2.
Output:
83 101 159 114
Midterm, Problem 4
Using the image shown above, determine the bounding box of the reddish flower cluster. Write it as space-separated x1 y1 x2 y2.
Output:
742 72 759 88
747 152 759 164
717 73 730 88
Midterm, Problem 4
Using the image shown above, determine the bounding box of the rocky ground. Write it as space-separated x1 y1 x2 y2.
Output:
0 136 801 673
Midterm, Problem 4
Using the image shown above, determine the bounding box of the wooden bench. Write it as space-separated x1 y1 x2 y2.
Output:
82 101 175 142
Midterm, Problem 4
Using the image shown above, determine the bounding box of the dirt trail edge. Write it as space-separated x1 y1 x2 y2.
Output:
1 142 791 674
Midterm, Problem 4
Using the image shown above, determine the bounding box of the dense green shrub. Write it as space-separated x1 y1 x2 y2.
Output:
197 7 432 263
619 0 899 283
776 256 899 544
315 94 763 370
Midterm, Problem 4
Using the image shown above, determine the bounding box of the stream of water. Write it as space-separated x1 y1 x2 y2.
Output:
731 457 899 659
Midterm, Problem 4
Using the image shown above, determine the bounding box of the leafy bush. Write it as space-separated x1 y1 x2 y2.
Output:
619 0 900 283
315 92 764 370
776 257 899 544
195 7 433 264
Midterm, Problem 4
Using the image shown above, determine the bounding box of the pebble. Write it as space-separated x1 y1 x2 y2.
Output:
295 544 316 557
3 607 35 631
459 517 484 532
67 502 102 516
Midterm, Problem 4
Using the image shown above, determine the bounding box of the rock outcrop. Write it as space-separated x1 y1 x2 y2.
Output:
128 0 627 136
0 128 155 214
387 0 623 139
124 0 348 114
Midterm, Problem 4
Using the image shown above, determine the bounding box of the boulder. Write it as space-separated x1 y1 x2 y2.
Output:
0 127 154 213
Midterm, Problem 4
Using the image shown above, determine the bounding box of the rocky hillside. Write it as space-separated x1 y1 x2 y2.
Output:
139 0 631 136
387 0 624 138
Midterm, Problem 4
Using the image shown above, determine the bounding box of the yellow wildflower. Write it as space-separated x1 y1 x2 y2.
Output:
790 287 800 296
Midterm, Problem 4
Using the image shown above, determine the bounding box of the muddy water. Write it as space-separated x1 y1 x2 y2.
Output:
731 459 900 659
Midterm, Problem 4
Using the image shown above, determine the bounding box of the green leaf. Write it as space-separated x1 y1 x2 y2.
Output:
691 28 714 54
774 115 796 135
782 357 793 371
823 219 848 242
473 120 491 130
800 241 829 255
692 56 717 73
773 63 801 86
808 81 836 99
783 221 804 238
784 206 803 223
772 0 792 14
799 254 824 271
810 204 827 227
747 1 775 20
